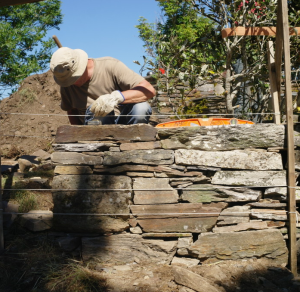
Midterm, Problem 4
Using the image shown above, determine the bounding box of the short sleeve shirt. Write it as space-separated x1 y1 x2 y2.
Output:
60 57 144 121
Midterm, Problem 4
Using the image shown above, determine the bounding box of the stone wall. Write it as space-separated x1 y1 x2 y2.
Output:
147 76 226 125
50 123 300 266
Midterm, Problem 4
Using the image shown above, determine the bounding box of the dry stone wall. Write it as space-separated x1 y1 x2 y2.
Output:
147 77 226 125
51 123 300 266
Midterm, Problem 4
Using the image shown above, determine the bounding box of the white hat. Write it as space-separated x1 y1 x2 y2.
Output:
50 47 88 87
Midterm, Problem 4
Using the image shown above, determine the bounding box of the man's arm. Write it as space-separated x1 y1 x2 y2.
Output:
121 80 156 104
67 109 83 125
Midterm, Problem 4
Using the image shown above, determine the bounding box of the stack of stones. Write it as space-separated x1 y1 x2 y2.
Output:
147 77 226 124
51 123 300 266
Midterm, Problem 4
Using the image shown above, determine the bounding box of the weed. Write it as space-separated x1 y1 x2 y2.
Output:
11 190 38 213
0 232 63 292
177 98 208 119
45 261 107 292
19 88 37 104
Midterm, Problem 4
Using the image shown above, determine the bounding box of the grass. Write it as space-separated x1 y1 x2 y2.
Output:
11 189 38 213
44 261 107 292
19 88 37 104
1 230 108 292
3 172 53 213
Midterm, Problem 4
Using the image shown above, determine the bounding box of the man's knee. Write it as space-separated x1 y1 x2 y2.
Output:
131 102 152 124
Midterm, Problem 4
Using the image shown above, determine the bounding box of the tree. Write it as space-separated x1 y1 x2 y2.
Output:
0 0 62 97
190 0 300 119
136 0 221 116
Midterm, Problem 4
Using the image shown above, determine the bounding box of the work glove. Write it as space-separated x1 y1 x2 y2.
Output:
90 90 125 117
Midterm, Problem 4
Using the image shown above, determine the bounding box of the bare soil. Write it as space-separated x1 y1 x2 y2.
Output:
0 70 69 158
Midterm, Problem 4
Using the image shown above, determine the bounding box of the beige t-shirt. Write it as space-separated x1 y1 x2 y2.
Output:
60 57 144 122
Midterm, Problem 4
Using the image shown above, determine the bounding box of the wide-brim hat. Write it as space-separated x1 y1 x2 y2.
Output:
50 47 88 87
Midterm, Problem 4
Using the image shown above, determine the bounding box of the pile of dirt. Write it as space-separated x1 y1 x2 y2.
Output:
0 70 69 158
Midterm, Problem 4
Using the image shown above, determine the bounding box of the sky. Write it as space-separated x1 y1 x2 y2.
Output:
48 0 161 75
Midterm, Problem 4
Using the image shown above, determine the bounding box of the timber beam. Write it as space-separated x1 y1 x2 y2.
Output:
222 26 300 38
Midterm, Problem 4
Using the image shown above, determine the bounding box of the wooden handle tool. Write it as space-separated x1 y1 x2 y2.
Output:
52 35 62 48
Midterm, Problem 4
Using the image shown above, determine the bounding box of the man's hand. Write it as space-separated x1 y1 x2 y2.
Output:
90 91 124 117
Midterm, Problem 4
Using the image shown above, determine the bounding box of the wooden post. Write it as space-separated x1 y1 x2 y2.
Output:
0 155 4 252
275 2 284 96
279 0 297 276
267 41 281 124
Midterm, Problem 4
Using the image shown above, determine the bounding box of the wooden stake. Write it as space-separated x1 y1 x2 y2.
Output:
267 41 281 124
0 155 4 252
279 0 297 276
275 2 284 95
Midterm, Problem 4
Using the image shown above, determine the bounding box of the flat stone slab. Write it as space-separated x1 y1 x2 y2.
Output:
248 200 286 208
103 149 174 166
171 257 200 268
21 210 53 232
250 209 288 220
173 266 220 292
142 233 192 238
188 229 288 265
54 166 93 175
175 149 283 170
133 178 179 204
211 171 287 186
52 175 132 233
53 143 113 152
264 187 300 201
55 124 157 143
217 206 250 226
31 149 51 160
212 221 285 233
120 141 161 151
82 234 177 264
93 164 173 174
158 124 285 150
51 152 103 165
130 203 227 233
181 184 262 203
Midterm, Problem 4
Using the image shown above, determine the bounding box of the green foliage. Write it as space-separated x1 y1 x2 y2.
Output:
0 0 62 97
136 0 220 71
136 0 222 116
178 98 208 119
11 189 38 213
192 0 300 117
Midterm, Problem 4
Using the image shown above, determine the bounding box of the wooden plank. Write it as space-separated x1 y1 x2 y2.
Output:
267 41 281 124
0 0 43 6
280 0 297 276
221 26 300 38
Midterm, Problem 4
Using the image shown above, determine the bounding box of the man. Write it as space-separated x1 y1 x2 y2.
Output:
50 47 155 125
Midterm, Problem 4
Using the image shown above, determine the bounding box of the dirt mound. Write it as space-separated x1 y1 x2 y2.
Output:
0 70 69 157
